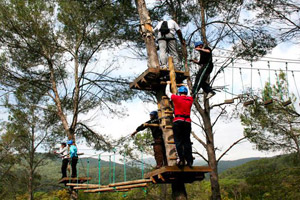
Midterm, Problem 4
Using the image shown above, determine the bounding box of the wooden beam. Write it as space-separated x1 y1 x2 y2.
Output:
264 99 273 105
143 123 159 127
144 166 212 179
108 179 152 187
150 176 157 184
84 183 148 193
66 183 106 187
168 57 177 94
224 99 234 104
158 174 166 182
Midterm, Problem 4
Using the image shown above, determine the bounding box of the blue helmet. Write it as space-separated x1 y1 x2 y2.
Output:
150 111 158 117
67 140 73 145
178 86 188 94
194 41 204 48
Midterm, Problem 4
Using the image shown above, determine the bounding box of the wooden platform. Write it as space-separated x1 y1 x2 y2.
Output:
58 177 92 184
144 166 212 184
130 67 189 91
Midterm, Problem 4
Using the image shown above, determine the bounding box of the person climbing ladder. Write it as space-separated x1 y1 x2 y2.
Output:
191 41 215 99
165 81 194 167
131 111 167 169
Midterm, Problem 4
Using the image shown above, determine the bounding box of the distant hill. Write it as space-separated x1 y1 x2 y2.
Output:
146 156 262 173
220 153 300 178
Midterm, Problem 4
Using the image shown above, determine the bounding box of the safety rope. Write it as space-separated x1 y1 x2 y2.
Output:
292 71 300 99
98 154 101 190
87 158 90 185
231 59 234 98
109 155 111 184
113 148 116 184
286 62 289 97
275 70 283 100
239 68 245 93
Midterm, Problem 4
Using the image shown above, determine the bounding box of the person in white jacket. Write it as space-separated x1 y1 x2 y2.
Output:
54 142 69 178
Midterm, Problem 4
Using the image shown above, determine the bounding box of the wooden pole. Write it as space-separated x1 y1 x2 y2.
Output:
168 57 178 94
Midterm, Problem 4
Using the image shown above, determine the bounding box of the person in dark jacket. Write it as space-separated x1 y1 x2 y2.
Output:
166 82 194 167
131 111 167 169
191 41 215 99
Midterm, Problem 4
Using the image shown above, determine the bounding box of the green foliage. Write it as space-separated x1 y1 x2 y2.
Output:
221 154 300 200
240 71 300 156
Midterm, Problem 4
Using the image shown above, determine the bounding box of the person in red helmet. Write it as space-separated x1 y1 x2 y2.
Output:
165 82 194 167
131 111 167 169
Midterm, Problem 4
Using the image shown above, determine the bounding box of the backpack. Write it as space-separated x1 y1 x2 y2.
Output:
159 21 170 36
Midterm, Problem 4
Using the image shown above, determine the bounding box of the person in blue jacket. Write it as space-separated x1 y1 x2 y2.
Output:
67 140 78 178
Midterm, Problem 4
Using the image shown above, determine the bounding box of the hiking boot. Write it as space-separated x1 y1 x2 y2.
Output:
177 160 185 168
187 161 193 168
207 91 216 99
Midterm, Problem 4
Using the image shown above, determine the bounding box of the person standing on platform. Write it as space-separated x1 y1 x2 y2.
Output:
165 81 194 167
153 17 185 70
191 41 215 99
54 142 69 178
131 111 167 169
67 140 78 178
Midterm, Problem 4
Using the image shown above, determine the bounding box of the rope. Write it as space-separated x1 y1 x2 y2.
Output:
109 155 111 184
98 154 101 190
113 148 116 184
250 61 253 95
231 59 234 98
275 70 283 100
87 158 90 185
292 71 300 99
223 70 227 99
286 62 289 97
239 68 245 93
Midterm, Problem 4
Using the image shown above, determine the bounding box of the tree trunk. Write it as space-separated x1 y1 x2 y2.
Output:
135 0 160 68
172 180 187 200
202 107 221 200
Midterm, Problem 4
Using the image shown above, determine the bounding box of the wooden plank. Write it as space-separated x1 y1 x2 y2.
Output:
74 185 105 190
283 99 291 106
144 166 212 179
129 68 159 89
264 99 273 105
224 99 234 104
58 177 91 184
66 183 106 187
108 179 152 187
167 140 175 144
158 174 166 182
143 123 159 127
84 183 148 193
150 176 157 184
165 125 172 129
243 100 254 106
